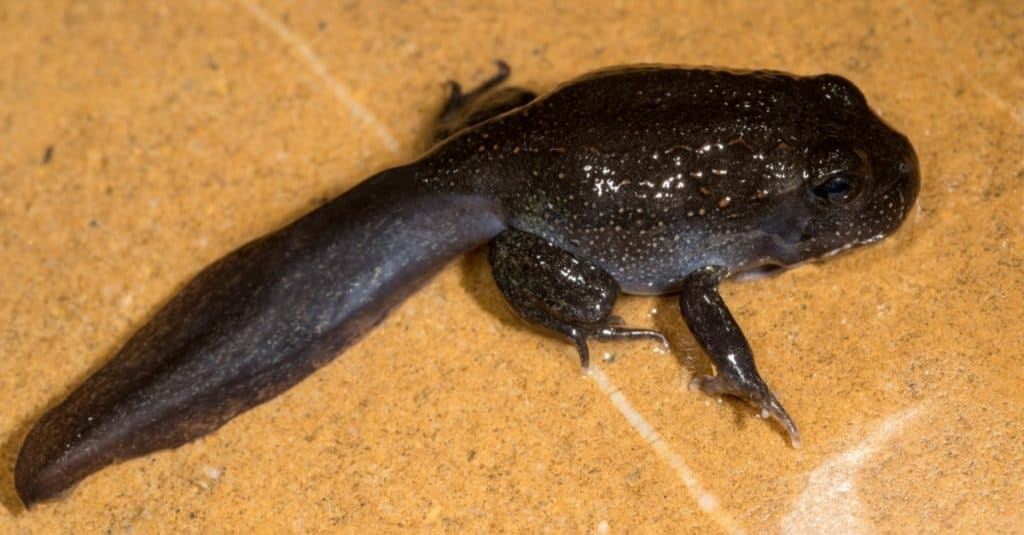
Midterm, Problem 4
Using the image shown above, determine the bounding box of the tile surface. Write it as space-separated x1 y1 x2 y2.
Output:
1 1 1022 533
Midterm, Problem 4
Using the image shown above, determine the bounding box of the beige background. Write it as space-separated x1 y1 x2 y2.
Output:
2 1 1022 533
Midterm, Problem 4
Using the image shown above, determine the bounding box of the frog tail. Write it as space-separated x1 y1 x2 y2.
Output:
15 164 505 507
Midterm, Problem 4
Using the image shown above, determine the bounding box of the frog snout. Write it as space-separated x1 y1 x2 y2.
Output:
896 144 921 221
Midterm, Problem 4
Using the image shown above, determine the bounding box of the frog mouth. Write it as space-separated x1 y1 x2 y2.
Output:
820 234 884 258
733 232 885 282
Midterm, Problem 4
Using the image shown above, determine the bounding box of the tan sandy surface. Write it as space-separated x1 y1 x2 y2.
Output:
2 1 1022 533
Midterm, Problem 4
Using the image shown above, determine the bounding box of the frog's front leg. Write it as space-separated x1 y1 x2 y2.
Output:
680 266 801 447
489 230 667 369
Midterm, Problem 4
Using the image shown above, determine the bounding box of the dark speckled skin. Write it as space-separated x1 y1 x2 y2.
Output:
424 66 917 291
15 64 919 506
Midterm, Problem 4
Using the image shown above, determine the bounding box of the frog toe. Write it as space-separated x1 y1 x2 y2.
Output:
759 391 801 448
570 331 593 370
690 374 800 448
592 325 669 350
567 323 670 371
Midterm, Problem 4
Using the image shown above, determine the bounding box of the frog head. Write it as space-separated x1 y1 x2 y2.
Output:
741 74 920 275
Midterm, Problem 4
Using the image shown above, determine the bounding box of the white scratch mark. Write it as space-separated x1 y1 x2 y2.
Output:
238 0 400 153
973 84 1024 129
780 403 928 535
588 364 747 535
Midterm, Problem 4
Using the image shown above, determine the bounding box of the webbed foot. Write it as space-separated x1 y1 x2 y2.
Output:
689 373 800 448
571 323 670 370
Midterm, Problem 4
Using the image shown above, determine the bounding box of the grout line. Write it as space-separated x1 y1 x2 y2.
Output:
588 364 747 535
237 0 400 154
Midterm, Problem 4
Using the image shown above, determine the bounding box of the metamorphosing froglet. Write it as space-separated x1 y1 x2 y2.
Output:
15 63 919 506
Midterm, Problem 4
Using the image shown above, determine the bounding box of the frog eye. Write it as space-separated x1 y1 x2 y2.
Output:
811 173 859 203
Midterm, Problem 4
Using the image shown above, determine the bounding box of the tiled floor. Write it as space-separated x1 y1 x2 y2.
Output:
2 1 1021 533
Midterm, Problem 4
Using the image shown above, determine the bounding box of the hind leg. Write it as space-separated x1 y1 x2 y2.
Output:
489 230 668 369
432 60 537 143
680 266 800 447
